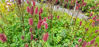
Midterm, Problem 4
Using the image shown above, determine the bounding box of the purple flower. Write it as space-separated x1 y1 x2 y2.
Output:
0 33 7 43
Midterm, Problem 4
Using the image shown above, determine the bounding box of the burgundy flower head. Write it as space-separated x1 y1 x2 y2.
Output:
31 34 33 40
27 6 30 13
0 33 7 43
21 35 24 40
32 1 35 6
43 32 49 42
82 41 87 47
29 27 32 33
25 43 28 47
78 38 82 43
30 6 34 15
29 18 33 26
90 12 93 17
80 21 82 26
26 0 29 4
35 7 38 14
92 16 97 20
90 39 95 44
96 19 99 21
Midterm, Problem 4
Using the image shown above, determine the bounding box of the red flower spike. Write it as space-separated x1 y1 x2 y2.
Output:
0 33 7 43
80 21 82 26
29 27 32 33
75 44 78 47
37 20 42 29
25 43 28 47
26 0 29 4
30 6 34 15
27 6 30 13
95 43 98 47
48 16 50 19
31 34 33 40
18 0 21 5
87 42 90 46
45 23 48 29
78 38 82 43
90 12 93 17
35 38 38 41
43 32 49 42
56 0 58 3
90 39 95 44
57 16 59 19
35 7 38 14
92 16 97 20
33 1 35 6
21 35 24 40
82 2 87 6
29 18 33 26
96 19 99 21
85 28 88 31
82 41 87 47
39 8 43 14
95 30 99 33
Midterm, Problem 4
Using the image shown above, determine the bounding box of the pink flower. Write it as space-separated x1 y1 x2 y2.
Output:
21 35 24 40
32 1 35 6
44 23 48 29
29 27 32 33
87 42 90 46
35 7 38 14
43 32 49 42
75 44 78 47
90 13 93 17
57 16 59 19
39 8 43 14
37 20 42 29
85 28 88 31
92 16 97 20
29 18 33 26
26 0 29 4
30 6 34 15
27 6 30 13
90 39 95 44
82 41 87 47
35 38 38 41
95 43 98 47
78 38 82 43
48 16 50 19
56 0 58 3
82 2 87 6
25 43 28 47
0 33 7 43
31 34 33 40
80 21 82 26
95 30 99 33
96 19 99 21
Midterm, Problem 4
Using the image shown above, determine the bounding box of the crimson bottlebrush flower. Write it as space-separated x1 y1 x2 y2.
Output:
32 1 35 6
43 32 49 42
27 6 30 13
18 0 21 5
95 30 99 33
96 19 99 21
85 28 88 31
78 38 82 43
29 27 32 33
92 16 97 20
26 0 29 4
95 43 98 47
57 16 59 19
35 38 38 41
48 16 50 19
25 43 28 47
39 8 43 14
87 42 90 46
90 13 93 17
82 2 87 6
75 44 78 47
30 6 34 15
90 39 95 44
56 0 58 3
0 33 7 43
21 35 24 40
29 18 33 26
39 15 42 21
35 7 38 14
44 23 48 29
76 6 79 10
37 21 42 29
80 21 82 26
31 34 33 40
82 41 87 47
